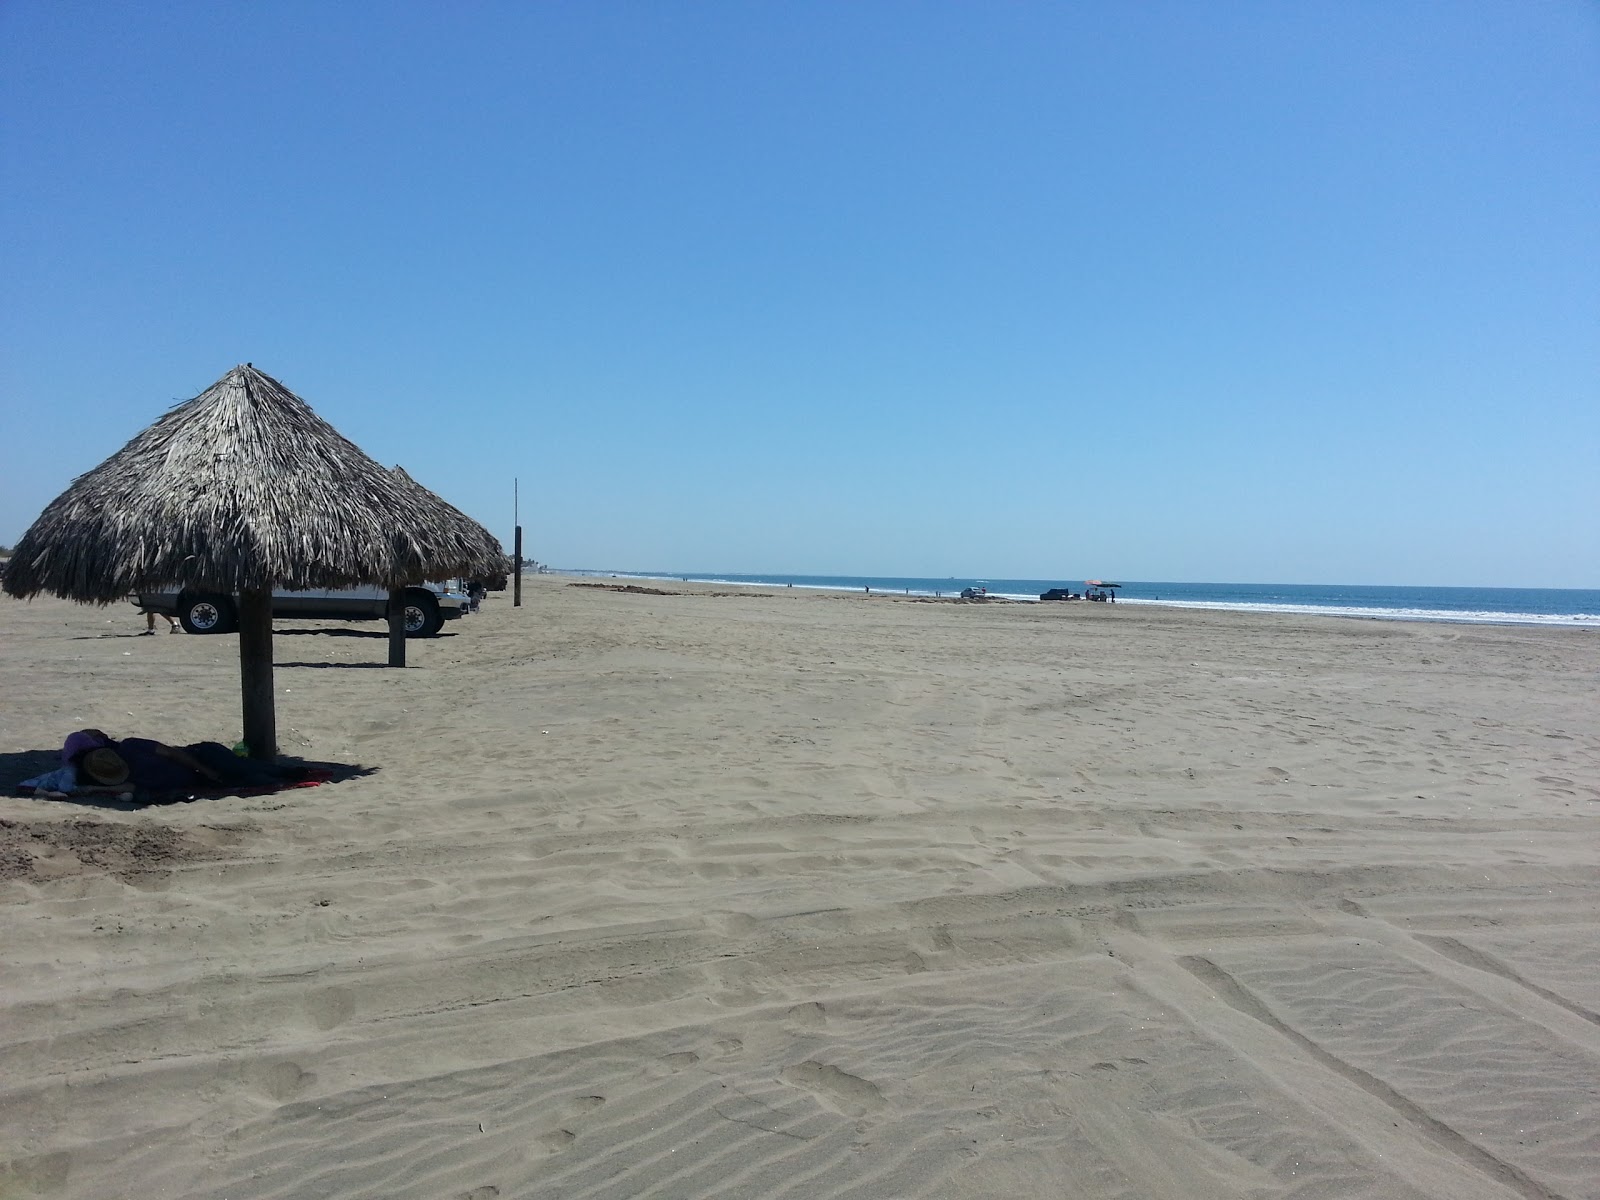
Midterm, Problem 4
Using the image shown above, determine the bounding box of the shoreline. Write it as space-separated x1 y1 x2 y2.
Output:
556 567 1600 629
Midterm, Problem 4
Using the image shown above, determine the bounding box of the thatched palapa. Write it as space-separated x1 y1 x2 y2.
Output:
3 364 509 757
383 464 509 666
4 365 503 602
391 465 509 583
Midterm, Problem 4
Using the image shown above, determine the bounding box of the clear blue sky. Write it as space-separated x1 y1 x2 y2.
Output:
3 2 1596 587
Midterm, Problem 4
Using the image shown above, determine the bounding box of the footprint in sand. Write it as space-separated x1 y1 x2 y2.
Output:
536 1129 576 1154
785 1001 828 1030
779 1060 887 1117
709 911 759 936
4 1153 71 1194
249 1060 315 1101
304 986 355 1031
645 1051 701 1078
529 1096 605 1157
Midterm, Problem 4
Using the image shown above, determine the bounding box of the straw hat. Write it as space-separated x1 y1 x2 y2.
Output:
80 747 130 786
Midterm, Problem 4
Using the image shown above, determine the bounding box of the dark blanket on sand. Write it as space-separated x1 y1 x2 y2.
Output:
16 770 333 804
137 767 335 805
15 742 338 805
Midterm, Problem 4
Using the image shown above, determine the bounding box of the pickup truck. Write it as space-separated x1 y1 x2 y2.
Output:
134 584 470 637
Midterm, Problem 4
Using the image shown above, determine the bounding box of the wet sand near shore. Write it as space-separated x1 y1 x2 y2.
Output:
3 576 1599 1199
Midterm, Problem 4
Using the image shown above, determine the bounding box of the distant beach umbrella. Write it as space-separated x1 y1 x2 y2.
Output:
3 364 509 757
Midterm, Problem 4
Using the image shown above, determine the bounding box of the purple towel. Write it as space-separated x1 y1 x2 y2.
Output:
61 729 111 764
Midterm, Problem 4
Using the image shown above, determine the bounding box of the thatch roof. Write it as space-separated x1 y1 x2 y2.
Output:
3 365 507 603
391 466 509 582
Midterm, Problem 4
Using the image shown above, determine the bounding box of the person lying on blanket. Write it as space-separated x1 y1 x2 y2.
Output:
59 729 307 798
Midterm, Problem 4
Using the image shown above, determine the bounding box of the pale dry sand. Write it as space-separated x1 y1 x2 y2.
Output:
2 577 1599 1200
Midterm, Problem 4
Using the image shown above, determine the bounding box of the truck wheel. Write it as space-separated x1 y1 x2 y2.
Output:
401 589 443 637
177 592 236 635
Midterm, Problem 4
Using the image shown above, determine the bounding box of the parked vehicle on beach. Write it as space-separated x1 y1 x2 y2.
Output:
134 584 470 637
960 586 988 600
1039 588 1078 601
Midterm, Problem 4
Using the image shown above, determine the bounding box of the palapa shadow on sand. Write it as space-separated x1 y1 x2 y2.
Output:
273 627 461 640
275 662 403 670
0 748 58 786
0 749 376 808
64 628 463 643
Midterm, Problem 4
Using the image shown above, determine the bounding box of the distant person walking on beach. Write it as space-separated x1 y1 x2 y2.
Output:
141 607 178 634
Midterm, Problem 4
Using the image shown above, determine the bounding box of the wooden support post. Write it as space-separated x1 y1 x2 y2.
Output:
387 587 407 667
237 588 277 761
514 525 523 607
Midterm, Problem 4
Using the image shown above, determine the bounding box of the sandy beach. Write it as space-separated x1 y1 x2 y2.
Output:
3 576 1598 1200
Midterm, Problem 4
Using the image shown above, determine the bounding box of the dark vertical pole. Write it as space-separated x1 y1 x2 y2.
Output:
514 525 523 607
238 588 277 760
513 477 522 608
387 587 407 667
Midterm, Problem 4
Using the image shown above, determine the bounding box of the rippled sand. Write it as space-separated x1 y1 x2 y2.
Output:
3 577 1598 1199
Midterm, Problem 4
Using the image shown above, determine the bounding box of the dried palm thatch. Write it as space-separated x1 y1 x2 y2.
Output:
378 465 509 669
390 466 509 583
3 364 506 604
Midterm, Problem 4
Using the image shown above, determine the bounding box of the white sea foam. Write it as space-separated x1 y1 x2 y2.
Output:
1117 597 1600 628
564 571 1599 628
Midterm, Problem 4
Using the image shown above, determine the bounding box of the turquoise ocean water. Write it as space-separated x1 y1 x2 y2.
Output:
570 571 1600 629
